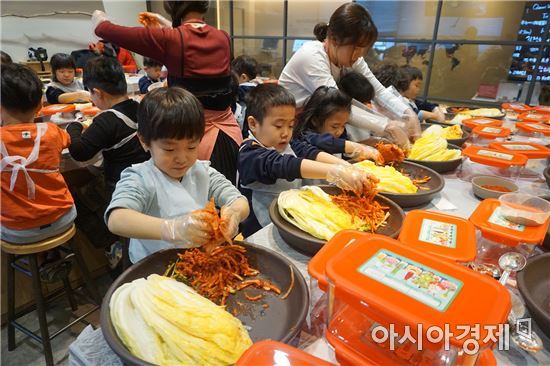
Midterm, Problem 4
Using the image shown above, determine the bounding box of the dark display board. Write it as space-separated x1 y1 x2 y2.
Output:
508 2 549 82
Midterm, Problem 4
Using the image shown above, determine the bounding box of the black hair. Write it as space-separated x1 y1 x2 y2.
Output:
295 86 351 137
138 87 205 144
143 57 163 68
314 3 378 49
337 71 374 103
231 55 258 80
50 53 76 82
1 63 43 114
1 51 13 64
164 1 209 27
401 65 423 81
245 84 295 124
372 62 420 93
83 56 127 96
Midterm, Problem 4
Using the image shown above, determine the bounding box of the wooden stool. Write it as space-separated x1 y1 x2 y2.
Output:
1 224 100 366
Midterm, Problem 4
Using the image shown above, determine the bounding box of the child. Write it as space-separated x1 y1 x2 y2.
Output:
231 55 261 136
374 63 444 123
337 71 375 105
105 87 249 263
45 53 91 104
138 57 163 94
1 50 12 64
67 56 149 196
294 86 381 161
238 84 376 235
1 64 76 244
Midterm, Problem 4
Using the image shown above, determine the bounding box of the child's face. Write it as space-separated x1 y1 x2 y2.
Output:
320 110 349 138
145 66 162 81
142 137 200 179
248 105 295 152
55 68 75 86
403 79 422 100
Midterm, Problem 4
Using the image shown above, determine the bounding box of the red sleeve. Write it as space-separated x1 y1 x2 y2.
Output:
95 21 170 66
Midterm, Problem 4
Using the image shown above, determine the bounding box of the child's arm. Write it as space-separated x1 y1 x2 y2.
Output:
300 159 378 194
108 208 163 240
67 113 121 161
315 151 347 165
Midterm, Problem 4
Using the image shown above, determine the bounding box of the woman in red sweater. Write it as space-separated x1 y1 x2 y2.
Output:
92 1 242 185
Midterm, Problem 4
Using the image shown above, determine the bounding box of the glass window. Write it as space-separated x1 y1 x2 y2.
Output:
287 1 347 38
438 1 527 41
233 1 284 36
233 38 284 79
364 42 432 95
428 44 519 100
357 1 438 40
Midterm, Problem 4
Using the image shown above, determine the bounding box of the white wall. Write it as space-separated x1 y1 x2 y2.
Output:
1 1 147 65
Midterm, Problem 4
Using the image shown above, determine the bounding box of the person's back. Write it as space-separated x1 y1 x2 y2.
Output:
1 64 76 242
67 56 149 194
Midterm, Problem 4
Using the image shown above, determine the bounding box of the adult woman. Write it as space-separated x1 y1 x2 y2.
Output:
279 2 418 148
91 1 242 184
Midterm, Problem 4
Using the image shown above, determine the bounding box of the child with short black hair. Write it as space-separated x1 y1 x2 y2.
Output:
231 55 261 135
138 57 163 94
106 87 249 263
337 71 375 104
238 84 376 235
1 63 76 243
374 63 444 122
46 53 91 104
295 86 380 161
232 55 259 84
67 56 149 195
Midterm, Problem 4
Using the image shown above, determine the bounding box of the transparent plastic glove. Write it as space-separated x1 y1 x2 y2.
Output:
348 142 382 162
403 109 422 141
384 120 411 152
92 10 108 30
326 164 379 196
160 211 216 248
138 12 172 28
432 106 446 123
219 204 241 241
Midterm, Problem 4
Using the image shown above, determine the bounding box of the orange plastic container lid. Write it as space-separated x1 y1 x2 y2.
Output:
462 117 502 130
515 122 550 136
534 105 550 115
488 142 550 159
462 145 528 168
308 230 359 292
325 233 511 349
38 104 76 116
472 125 511 139
501 103 531 113
469 198 549 246
518 112 550 123
81 106 101 116
398 210 476 262
235 340 334 366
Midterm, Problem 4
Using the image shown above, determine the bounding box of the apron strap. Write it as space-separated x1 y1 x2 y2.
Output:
96 109 139 151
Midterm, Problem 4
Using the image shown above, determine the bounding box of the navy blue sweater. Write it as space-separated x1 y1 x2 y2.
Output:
238 139 321 186
301 131 346 155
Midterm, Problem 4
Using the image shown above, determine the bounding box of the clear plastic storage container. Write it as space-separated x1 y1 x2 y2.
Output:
471 126 511 146
517 112 550 124
458 145 528 182
488 142 550 179
462 117 502 131
310 232 509 366
515 122 550 138
235 340 335 366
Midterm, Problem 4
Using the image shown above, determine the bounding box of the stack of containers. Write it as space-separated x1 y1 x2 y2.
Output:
462 117 502 132
36 104 76 122
470 126 511 146
489 142 550 179
469 198 550 266
500 103 531 120
517 112 550 124
515 122 550 139
235 340 335 366
458 145 528 182
309 232 510 366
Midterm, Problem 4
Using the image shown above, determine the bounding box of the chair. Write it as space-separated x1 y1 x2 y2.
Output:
1 224 100 366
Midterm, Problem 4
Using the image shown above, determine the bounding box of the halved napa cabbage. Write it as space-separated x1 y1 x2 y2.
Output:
423 124 463 139
110 274 252 365
354 160 417 194
408 133 461 161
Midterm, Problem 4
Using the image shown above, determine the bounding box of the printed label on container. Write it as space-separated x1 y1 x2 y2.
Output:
481 127 502 134
477 149 514 161
488 207 526 232
418 219 457 248
530 124 550 130
357 249 463 312
501 144 538 151
474 119 494 124
526 114 543 119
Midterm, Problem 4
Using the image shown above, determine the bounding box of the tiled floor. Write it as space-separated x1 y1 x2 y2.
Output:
1 274 112 366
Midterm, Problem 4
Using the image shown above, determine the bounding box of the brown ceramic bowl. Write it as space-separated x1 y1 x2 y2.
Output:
406 144 463 174
379 161 445 208
517 253 550 338
100 243 309 366
269 186 405 256
420 123 470 147
544 166 550 189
